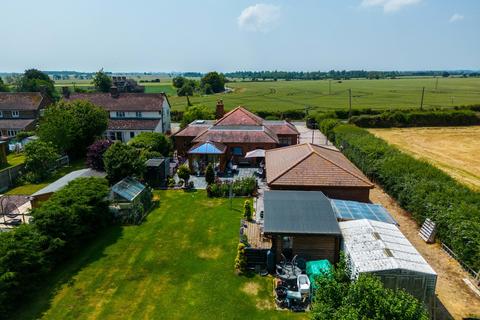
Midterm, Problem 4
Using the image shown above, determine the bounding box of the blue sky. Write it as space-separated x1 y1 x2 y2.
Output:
0 0 478 72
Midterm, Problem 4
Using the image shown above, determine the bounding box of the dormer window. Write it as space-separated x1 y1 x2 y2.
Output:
136 111 142 118
116 111 125 118
12 110 19 118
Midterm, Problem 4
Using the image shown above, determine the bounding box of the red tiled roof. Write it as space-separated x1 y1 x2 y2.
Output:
108 119 160 130
0 119 35 130
215 107 264 126
66 93 165 112
193 126 279 144
266 143 373 188
0 92 45 111
264 121 299 135
174 123 211 137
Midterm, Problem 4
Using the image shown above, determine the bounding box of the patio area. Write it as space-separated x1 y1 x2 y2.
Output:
176 167 263 190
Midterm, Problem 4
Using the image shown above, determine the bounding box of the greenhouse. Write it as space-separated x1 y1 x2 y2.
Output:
339 219 437 308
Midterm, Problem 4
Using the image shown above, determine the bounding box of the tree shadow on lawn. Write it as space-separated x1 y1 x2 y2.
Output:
10 226 124 320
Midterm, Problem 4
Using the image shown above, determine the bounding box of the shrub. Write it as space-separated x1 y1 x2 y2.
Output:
177 164 191 185
23 140 59 183
205 163 215 185
234 243 247 273
207 177 257 198
319 118 340 141
167 177 176 188
128 132 172 156
103 142 145 184
86 139 113 171
329 124 480 270
311 255 428 320
243 200 252 221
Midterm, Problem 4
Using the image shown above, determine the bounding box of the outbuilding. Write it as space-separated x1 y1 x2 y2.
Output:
339 219 437 308
263 190 341 264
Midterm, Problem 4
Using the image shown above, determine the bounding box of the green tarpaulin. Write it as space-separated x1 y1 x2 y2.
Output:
306 260 333 291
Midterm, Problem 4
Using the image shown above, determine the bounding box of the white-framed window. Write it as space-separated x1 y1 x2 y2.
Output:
116 111 125 118
7 129 18 137
11 111 19 118
135 111 142 118
0 111 3 118
279 137 291 146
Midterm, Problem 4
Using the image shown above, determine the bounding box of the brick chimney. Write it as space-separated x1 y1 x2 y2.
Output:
215 100 225 119
110 86 119 98
62 86 70 99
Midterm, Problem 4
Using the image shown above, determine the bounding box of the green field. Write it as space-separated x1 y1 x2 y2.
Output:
55 77 480 113
15 191 302 320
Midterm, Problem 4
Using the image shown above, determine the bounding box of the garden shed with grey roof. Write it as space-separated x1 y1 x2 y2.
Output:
263 190 341 264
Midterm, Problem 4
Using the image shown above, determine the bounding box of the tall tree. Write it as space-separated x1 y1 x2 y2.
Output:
38 100 108 157
201 72 225 94
86 139 113 171
103 142 145 184
92 69 112 93
0 77 9 92
180 105 213 128
16 69 56 100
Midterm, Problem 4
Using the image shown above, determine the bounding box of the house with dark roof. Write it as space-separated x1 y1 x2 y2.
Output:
63 88 171 142
265 143 374 202
0 92 52 139
263 190 341 264
174 101 299 172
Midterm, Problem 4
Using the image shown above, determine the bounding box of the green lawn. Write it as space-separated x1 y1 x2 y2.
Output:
14 191 303 320
6 158 87 195
6 152 25 167
168 77 480 112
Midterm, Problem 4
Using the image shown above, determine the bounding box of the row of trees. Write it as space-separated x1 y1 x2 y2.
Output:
224 70 477 81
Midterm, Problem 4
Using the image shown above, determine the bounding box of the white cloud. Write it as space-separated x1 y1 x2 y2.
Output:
361 0 421 13
237 4 281 33
449 13 464 23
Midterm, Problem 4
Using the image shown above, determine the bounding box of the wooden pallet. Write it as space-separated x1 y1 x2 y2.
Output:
419 218 437 244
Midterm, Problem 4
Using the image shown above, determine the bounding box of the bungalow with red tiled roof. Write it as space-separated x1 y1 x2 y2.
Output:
265 143 374 202
174 101 299 173
0 92 52 140
62 88 171 142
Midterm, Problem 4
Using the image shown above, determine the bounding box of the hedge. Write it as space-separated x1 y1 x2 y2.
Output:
319 121 480 271
0 177 111 317
349 109 480 128
206 177 257 198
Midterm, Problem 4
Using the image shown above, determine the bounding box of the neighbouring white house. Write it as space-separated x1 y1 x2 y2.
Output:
62 88 171 142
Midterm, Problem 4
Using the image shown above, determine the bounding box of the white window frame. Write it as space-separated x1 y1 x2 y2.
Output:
0 111 3 118
11 110 19 118
135 111 142 118
7 129 18 137
116 111 125 118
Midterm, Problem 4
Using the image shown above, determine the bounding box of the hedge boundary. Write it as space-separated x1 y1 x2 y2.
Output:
319 121 480 271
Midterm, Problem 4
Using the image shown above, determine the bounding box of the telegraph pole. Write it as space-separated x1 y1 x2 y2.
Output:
435 78 439 90
420 87 425 110
348 89 352 119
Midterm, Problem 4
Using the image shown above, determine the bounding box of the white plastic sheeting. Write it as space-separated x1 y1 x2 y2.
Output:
339 219 436 277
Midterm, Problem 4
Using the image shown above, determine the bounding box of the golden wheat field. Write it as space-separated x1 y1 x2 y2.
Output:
369 126 480 190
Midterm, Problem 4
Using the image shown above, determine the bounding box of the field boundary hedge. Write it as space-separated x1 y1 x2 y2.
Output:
349 109 480 128
319 121 480 271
